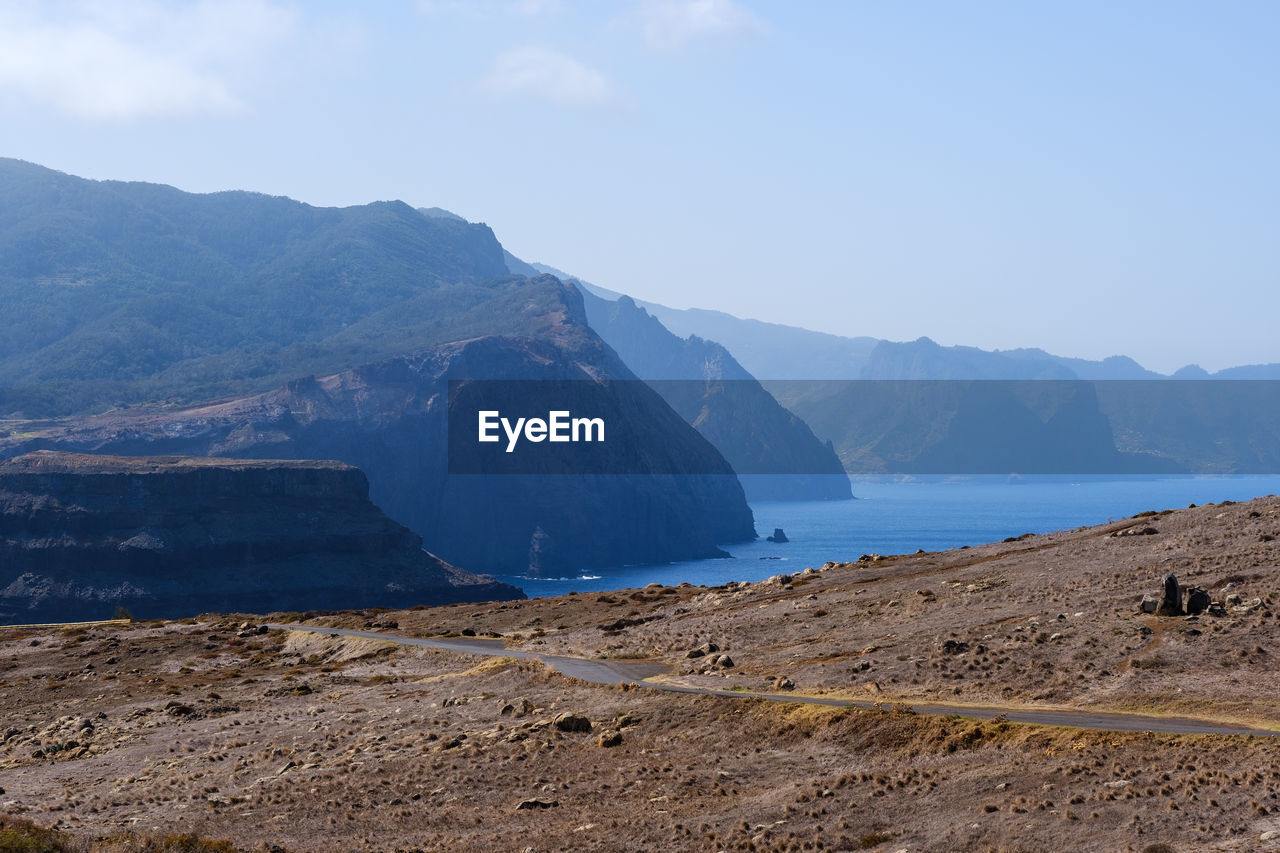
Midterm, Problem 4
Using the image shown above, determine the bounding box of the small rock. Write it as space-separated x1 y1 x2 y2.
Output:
516 798 559 810
597 730 622 748
1139 595 1159 614
773 676 795 691
1186 587 1210 615
1226 593 1243 607
553 713 592 733
1261 830 1279 841
942 640 970 655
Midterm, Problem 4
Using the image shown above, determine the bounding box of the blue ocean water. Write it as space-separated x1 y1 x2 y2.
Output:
496 476 1280 598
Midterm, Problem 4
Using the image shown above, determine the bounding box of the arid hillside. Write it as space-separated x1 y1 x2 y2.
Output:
2 496 1279 852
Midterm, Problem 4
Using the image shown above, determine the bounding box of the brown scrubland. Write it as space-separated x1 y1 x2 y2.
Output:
3 497 1280 851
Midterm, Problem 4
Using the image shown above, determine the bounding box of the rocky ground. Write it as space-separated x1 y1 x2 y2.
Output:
2 497 1280 851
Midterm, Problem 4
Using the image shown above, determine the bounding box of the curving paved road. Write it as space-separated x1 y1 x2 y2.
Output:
272 624 1280 739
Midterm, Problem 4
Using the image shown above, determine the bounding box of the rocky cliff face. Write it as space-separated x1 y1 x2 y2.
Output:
1 286 757 577
0 452 522 623
581 291 851 501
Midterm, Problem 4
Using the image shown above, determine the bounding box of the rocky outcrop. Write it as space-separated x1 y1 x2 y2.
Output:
1156 573 1184 617
1186 587 1210 615
0 451 522 622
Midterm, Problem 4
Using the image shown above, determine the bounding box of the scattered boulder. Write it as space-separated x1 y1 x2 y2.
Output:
773 676 795 691
1139 595 1159 614
687 641 719 659
553 713 592 733
597 730 622 748
1226 593 1243 607
516 798 558 810
1185 587 1210 615
1157 574 1184 617
500 698 535 718
1113 526 1159 538
766 528 789 543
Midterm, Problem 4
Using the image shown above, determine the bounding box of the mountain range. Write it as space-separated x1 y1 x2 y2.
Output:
528 263 1280 382
3 155 1279 609
0 159 763 582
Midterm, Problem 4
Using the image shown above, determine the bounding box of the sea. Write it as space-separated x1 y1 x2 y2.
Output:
495 475 1280 598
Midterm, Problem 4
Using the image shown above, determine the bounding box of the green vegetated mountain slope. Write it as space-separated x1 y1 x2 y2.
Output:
579 289 851 501
0 158 512 416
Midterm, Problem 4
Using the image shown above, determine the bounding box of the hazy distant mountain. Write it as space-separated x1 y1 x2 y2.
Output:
513 261 1280 474
860 338 1077 380
999 349 1162 380
528 264 882 380
517 262 1184 382
417 206 466 222
579 290 851 501
769 380 1185 474
1210 364 1280 379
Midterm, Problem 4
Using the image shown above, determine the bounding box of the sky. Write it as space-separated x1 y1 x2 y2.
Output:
1 0 1277 374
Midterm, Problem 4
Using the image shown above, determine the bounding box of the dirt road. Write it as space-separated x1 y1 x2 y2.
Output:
273 624 1280 738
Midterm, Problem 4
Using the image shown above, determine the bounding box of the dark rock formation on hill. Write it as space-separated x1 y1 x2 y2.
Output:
0 451 522 623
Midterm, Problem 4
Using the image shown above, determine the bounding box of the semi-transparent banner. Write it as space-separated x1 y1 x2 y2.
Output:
446 379 1280 475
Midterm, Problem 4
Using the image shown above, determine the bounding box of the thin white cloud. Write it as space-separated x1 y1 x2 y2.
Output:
418 0 561 18
478 45 615 108
0 0 297 120
633 0 764 50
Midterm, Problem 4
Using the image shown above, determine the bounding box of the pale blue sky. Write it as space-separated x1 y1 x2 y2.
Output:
2 1 1277 373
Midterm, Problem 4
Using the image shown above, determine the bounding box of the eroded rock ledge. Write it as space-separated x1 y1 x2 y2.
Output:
0 451 522 622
